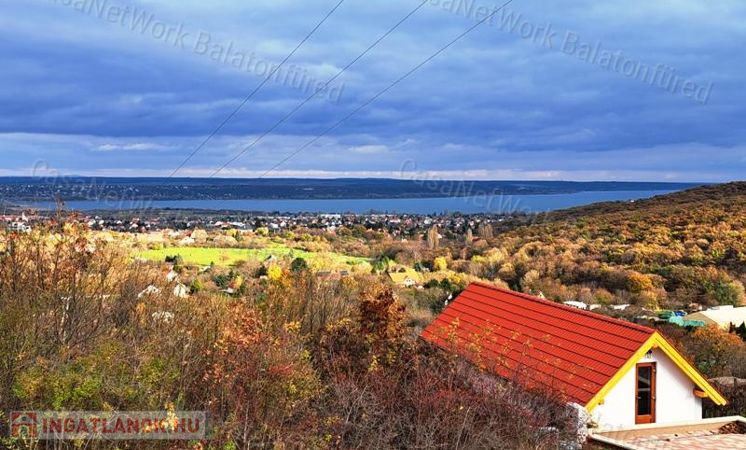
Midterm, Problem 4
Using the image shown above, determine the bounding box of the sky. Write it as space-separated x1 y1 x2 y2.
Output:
1 0 745 181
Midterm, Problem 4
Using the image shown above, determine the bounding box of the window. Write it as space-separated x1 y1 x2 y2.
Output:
635 362 656 424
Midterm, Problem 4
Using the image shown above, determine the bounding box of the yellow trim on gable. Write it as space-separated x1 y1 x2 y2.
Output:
585 332 727 412
585 334 657 412
653 333 727 406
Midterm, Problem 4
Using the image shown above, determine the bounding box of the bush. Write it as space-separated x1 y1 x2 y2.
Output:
291 257 309 273
255 265 269 278
708 280 746 306
165 254 184 265
314 289 576 449
190 278 204 293
433 256 448 271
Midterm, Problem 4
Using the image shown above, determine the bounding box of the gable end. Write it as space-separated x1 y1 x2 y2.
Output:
585 332 728 411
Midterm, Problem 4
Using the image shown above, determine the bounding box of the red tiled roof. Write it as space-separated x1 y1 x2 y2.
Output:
420 282 655 405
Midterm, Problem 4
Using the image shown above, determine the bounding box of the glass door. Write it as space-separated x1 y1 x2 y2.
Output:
635 362 656 424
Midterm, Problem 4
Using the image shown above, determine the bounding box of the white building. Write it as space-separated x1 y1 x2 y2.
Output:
589 340 719 427
173 283 189 298
422 283 727 431
137 285 161 298
563 300 588 310
8 222 31 233
684 305 746 329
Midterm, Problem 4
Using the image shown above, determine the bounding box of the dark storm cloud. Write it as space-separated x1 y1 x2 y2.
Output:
0 0 744 181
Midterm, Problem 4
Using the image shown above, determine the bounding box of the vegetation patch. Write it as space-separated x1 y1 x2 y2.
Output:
138 245 368 268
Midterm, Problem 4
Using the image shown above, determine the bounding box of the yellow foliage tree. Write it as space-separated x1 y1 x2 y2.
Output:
267 266 283 281
229 274 244 291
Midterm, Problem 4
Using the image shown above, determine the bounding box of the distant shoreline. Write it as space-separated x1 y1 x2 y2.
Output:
0 177 703 202
5 190 682 215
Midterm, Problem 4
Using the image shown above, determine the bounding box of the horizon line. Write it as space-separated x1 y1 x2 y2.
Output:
0 175 713 184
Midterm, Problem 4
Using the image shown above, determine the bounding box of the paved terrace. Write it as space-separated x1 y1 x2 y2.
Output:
588 416 746 450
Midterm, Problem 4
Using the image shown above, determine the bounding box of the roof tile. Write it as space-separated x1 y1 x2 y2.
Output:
421 282 655 404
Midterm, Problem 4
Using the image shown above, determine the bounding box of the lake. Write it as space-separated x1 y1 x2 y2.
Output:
23 190 677 214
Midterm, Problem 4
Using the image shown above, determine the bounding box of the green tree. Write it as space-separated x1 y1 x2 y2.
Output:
290 257 309 273
190 278 204 294
709 280 746 306
371 256 391 274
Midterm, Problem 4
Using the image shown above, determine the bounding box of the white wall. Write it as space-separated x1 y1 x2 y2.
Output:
591 348 702 428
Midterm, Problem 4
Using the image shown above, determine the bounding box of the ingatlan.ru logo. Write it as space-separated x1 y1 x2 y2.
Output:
10 412 38 438
9 411 206 440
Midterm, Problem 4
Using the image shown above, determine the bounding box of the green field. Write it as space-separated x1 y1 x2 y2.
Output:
138 245 368 268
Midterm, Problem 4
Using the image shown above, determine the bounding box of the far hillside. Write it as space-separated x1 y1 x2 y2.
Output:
546 181 746 221
481 182 746 309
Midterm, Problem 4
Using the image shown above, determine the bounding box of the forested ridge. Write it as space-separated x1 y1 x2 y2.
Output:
482 182 746 309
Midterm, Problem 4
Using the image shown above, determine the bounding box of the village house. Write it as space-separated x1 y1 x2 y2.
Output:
421 283 728 431
173 283 189 299
137 285 161 298
684 305 746 329
387 266 422 288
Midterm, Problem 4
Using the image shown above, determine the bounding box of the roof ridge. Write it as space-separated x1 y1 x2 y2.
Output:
470 282 655 335
435 306 625 376
454 292 643 353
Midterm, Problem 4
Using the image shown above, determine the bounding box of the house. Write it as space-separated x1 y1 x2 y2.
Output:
8 222 31 233
173 283 189 298
179 237 196 246
563 300 588 310
684 305 746 329
421 282 727 429
387 267 422 288
137 285 161 298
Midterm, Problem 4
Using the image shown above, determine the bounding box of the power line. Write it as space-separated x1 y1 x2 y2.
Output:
257 0 516 179
168 0 348 178
210 0 431 178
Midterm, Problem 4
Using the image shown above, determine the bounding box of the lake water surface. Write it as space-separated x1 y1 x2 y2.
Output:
24 190 677 214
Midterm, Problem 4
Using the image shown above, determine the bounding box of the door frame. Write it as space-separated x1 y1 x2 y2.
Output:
635 362 657 424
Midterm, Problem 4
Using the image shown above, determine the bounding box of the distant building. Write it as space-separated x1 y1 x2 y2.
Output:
138 285 161 298
387 267 422 288
684 305 746 329
563 301 588 310
173 283 189 298
179 237 196 246
8 222 31 233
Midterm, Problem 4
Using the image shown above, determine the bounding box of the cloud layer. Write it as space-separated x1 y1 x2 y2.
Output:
1 0 744 181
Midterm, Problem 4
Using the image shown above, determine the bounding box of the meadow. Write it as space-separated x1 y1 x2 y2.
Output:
138 244 368 269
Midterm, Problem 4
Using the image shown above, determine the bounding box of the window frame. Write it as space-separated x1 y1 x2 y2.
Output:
635 362 657 424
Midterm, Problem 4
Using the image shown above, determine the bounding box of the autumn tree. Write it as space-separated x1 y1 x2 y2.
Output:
433 256 448 271
478 222 493 239
205 303 321 447
427 226 440 250
686 325 746 378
